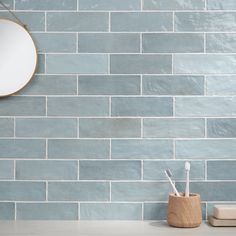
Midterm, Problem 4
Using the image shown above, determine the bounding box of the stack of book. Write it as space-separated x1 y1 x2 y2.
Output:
209 205 236 226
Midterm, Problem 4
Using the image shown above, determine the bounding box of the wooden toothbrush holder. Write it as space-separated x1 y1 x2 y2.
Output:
167 193 202 228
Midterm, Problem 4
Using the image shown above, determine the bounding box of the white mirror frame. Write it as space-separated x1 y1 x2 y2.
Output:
0 19 37 97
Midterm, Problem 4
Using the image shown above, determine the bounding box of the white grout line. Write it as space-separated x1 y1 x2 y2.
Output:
78 202 80 220
46 181 48 201
77 161 80 180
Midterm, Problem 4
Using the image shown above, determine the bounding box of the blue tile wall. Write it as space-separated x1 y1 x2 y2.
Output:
0 0 235 220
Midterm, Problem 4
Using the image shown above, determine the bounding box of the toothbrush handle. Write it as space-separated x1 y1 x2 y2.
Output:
185 171 189 197
167 175 180 197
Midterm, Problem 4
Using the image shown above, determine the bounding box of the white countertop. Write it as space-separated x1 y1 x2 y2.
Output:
0 221 235 236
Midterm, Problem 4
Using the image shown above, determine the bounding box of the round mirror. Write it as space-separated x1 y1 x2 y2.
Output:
0 19 37 97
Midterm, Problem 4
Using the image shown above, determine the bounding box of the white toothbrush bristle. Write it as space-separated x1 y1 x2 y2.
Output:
185 161 191 171
165 169 172 177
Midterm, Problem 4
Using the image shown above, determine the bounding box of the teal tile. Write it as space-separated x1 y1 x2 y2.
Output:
47 54 108 74
207 119 236 138
176 139 236 159
112 97 173 117
0 118 14 137
174 54 236 74
19 75 77 95
111 139 173 159
0 203 15 220
37 54 45 74
0 0 13 10
206 34 236 53
208 161 236 180
175 12 236 32
143 160 205 180
110 54 172 74
16 160 77 180
143 0 205 10
15 0 77 10
17 203 78 220
176 97 236 117
0 12 45 31
0 161 14 179
207 0 236 10
143 75 204 95
111 12 172 32
47 97 109 117
79 118 141 138
78 33 140 53
16 118 77 138
79 160 141 180
80 203 142 220
79 0 141 10
0 97 45 116
143 33 204 53
144 118 205 138
78 75 140 95
48 139 109 159
47 12 108 32
0 182 45 201
176 182 236 201
32 33 77 53
111 182 169 201
0 139 46 159
207 76 236 95
48 182 109 201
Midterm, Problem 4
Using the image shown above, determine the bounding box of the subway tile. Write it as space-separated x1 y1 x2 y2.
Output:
174 54 236 74
110 54 172 74
79 160 141 180
16 160 77 180
143 33 204 53
176 182 236 201
207 0 236 10
46 54 108 74
78 33 140 53
208 118 236 138
48 139 109 159
207 76 236 95
15 118 77 138
32 33 77 53
0 12 45 31
80 203 142 220
0 118 14 137
79 118 141 138
0 0 13 10
15 0 77 10
79 0 141 10
175 97 236 117
208 161 236 180
112 97 173 117
0 182 45 201
78 75 140 95
37 54 45 74
0 161 14 180
0 203 15 220
143 0 205 10
19 75 77 95
48 182 109 201
176 139 236 159
0 97 45 116
144 118 205 138
206 34 236 53
47 97 109 117
47 12 108 32
175 12 236 32
143 75 204 95
0 139 46 159
111 12 172 32
144 203 206 220
17 203 78 220
142 75 204 95
143 161 205 180
111 139 173 159
111 182 169 201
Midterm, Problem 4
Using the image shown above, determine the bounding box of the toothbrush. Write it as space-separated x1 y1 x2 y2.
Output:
165 169 180 197
185 162 191 197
